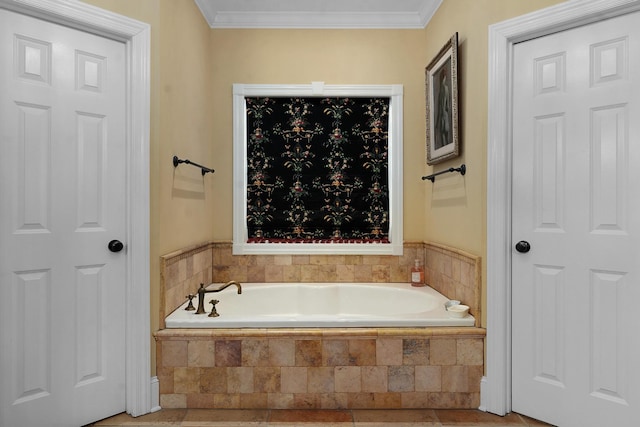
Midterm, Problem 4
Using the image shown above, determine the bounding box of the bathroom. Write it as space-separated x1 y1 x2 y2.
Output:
5 0 639 426
76 0 561 415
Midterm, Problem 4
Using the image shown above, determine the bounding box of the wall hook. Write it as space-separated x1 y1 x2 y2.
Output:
173 155 215 176
421 164 466 182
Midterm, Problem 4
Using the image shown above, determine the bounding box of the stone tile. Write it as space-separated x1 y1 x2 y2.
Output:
193 248 212 273
349 339 377 365
227 366 254 393
301 265 323 282
436 409 528 425
212 393 241 409
290 255 309 265
157 366 175 394
293 393 322 409
295 339 323 366
335 366 362 392
390 264 410 283
456 339 483 366
402 339 430 365
377 338 403 366
253 366 280 393
264 264 284 282
282 265 302 282
415 365 442 392
186 393 216 409
188 341 216 367
174 367 200 394
159 393 187 409
400 392 431 409
323 340 350 366
183 408 268 424
335 264 355 282
442 366 469 392
371 392 402 409
273 255 292 265
388 366 414 392
361 366 388 392
321 392 349 409
353 408 439 425
133 408 189 423
467 365 484 393
353 264 373 282
269 409 352 424
269 339 295 366
347 392 376 409
239 393 269 409
371 265 390 282
281 367 308 393
199 367 227 393
308 367 335 393
267 393 294 409
427 392 477 409
162 341 188 367
430 339 457 366
242 339 269 366
215 340 241 367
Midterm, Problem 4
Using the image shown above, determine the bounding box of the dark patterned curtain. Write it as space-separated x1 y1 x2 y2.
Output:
245 97 390 243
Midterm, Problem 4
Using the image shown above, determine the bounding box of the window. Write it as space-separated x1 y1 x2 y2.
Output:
232 83 403 255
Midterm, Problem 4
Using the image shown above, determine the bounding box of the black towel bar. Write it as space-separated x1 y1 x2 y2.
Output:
421 164 466 182
173 156 215 176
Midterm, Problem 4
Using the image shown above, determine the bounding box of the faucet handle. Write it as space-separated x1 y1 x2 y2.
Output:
208 299 220 318
185 294 196 311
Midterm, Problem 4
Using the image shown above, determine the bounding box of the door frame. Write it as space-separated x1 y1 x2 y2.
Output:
0 0 152 417
485 0 640 416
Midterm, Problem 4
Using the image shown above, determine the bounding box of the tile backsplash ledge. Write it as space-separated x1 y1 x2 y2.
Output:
159 241 481 328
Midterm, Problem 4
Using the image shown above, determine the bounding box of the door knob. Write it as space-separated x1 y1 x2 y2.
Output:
108 240 124 253
515 240 530 253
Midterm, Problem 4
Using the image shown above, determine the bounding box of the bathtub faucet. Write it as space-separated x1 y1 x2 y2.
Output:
195 281 242 314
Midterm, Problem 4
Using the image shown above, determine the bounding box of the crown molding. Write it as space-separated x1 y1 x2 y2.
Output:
195 0 442 29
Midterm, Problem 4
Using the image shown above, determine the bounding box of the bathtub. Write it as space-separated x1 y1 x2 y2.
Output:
165 282 475 328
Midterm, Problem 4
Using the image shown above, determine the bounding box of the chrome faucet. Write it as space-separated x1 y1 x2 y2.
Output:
195 281 242 314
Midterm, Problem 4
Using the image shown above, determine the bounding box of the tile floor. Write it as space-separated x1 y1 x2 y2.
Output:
91 408 554 426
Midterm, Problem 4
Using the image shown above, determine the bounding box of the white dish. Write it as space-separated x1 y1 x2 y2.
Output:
447 304 469 318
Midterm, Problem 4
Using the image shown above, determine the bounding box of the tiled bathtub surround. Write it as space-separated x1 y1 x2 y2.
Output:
160 243 214 328
160 241 481 326
155 328 485 410
157 241 484 410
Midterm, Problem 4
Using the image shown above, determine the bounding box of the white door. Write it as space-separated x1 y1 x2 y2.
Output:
512 11 640 427
0 9 127 427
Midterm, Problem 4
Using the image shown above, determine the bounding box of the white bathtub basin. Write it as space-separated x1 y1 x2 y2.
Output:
165 282 475 328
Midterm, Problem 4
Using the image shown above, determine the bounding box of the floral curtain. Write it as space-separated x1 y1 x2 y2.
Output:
245 96 390 243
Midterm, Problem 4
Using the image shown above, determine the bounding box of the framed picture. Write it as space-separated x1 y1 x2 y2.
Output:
426 32 459 165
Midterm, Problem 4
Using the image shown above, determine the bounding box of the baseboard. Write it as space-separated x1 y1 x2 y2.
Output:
150 376 161 413
478 376 488 412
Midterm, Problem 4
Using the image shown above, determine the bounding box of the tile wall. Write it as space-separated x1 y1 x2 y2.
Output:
157 241 484 410
155 328 485 409
160 241 480 327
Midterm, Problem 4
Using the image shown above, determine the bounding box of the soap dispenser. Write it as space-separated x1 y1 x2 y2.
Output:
411 259 425 287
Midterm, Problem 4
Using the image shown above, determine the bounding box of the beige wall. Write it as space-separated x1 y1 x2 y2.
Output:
421 0 563 325
208 28 430 242
80 0 565 372
82 0 216 372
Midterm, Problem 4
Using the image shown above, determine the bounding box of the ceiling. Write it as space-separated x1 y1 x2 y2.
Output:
194 0 443 29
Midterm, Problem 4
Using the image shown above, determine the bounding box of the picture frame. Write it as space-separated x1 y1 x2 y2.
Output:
426 32 459 165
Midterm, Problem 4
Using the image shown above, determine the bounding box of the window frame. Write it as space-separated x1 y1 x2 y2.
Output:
232 82 403 255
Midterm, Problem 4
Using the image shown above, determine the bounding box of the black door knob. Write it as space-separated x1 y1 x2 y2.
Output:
108 240 124 253
515 240 530 253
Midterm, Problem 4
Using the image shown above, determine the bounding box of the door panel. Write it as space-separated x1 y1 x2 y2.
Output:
512 11 640 427
0 9 127 426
